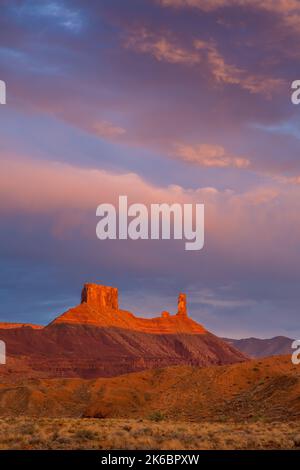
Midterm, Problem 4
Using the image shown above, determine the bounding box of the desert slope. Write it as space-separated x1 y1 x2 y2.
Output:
0 355 298 422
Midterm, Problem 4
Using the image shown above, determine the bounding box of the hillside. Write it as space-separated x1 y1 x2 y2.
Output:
0 355 298 422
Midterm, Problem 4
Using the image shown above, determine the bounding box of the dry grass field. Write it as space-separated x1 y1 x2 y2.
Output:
0 417 299 450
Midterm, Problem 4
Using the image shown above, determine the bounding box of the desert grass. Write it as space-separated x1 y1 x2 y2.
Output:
0 417 299 450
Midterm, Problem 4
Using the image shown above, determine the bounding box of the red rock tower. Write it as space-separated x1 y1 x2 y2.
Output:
81 283 118 310
177 292 187 317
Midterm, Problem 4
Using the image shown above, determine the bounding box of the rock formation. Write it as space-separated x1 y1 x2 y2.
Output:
161 311 170 318
177 293 187 316
51 283 205 334
0 283 247 379
81 283 118 310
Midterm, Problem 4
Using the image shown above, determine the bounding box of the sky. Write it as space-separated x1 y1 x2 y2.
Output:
1 0 300 338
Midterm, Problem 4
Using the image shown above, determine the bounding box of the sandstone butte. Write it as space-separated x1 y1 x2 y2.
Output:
50 284 207 335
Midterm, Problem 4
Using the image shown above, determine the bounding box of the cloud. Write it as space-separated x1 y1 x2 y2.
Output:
10 0 85 33
0 154 297 263
125 28 200 65
158 0 299 15
188 287 256 308
0 156 194 216
125 29 283 96
174 143 250 168
194 40 284 96
273 174 300 186
92 120 126 138
0 0 292 178
158 0 300 33
237 187 279 205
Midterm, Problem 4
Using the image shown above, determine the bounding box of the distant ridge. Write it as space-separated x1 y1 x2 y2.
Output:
223 336 294 358
0 323 42 330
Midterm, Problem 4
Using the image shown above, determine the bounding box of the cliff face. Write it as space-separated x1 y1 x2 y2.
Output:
0 283 247 379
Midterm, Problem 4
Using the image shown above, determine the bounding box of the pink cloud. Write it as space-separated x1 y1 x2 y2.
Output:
158 0 300 33
0 156 193 215
194 40 284 96
125 29 284 97
2 155 300 272
174 142 250 168
125 28 200 65
91 120 126 139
